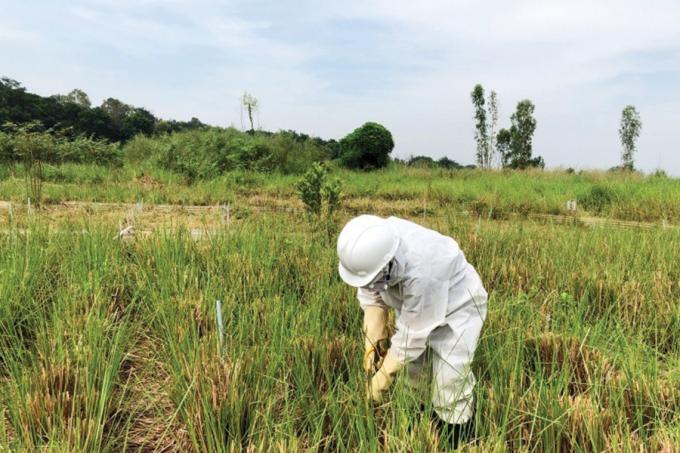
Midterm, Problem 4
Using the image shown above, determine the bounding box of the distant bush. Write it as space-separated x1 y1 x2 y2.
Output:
404 155 465 170
154 117 207 135
0 122 120 204
141 128 327 181
0 122 122 167
155 128 261 181
339 122 394 170
0 164 9 181
122 134 166 164
267 132 331 174
277 129 340 159
437 157 464 170
56 135 122 166
578 185 617 214
407 155 436 167
0 130 13 163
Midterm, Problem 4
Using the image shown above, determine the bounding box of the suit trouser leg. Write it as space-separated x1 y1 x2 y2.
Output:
430 267 488 424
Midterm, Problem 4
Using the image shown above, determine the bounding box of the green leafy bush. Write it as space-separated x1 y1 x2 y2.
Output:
578 185 618 214
0 123 122 166
268 132 329 174
437 157 463 169
155 129 265 181
142 128 327 181
57 135 122 166
0 123 122 204
0 129 14 163
296 163 342 217
407 155 436 167
1 123 57 205
324 178 342 216
120 134 165 164
339 122 394 170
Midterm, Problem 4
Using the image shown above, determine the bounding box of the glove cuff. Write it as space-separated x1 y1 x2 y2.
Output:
363 306 388 349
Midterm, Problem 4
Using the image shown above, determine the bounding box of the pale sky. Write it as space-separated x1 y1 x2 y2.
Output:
2 0 680 174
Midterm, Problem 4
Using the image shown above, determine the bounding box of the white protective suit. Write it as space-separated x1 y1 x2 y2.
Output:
357 216 488 423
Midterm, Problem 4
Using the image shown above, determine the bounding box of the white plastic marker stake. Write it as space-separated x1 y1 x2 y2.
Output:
220 204 231 226
216 300 224 349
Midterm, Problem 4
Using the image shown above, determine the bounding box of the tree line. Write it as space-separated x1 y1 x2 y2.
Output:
1 76 646 173
470 83 643 171
0 77 208 142
471 84 544 170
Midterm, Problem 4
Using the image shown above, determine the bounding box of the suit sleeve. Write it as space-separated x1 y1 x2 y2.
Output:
357 287 387 310
389 276 448 363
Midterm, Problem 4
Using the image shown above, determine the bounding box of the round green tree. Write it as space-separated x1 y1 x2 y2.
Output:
339 122 394 169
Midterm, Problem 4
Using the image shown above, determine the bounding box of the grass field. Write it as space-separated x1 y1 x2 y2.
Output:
1 164 680 223
1 167 679 451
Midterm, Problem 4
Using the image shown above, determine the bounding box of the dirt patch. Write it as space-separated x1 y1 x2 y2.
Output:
2 198 676 235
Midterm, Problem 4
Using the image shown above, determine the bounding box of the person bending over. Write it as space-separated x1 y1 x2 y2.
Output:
337 215 488 449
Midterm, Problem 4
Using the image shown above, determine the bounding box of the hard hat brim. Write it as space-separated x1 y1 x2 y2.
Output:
338 261 383 288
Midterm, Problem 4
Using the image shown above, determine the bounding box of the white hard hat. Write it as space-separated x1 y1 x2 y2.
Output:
337 215 399 287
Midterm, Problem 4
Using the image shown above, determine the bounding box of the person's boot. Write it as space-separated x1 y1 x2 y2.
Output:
433 412 475 451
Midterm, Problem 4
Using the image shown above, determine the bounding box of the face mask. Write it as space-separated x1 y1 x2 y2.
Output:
363 262 392 291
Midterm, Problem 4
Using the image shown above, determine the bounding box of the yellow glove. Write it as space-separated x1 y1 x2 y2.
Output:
369 351 404 402
362 306 388 374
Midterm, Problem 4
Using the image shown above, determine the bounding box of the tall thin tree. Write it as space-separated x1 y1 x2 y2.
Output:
471 84 489 168
619 105 642 171
241 92 259 132
487 90 499 168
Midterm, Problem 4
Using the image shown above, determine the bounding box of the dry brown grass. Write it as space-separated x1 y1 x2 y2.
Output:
524 332 619 396
295 335 353 394
121 338 190 452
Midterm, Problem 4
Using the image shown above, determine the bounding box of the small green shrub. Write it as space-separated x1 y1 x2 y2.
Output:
323 178 342 217
296 163 342 217
2 123 58 205
297 163 325 215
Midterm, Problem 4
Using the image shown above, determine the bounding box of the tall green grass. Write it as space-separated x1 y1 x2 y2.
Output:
1 210 678 451
1 164 679 222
